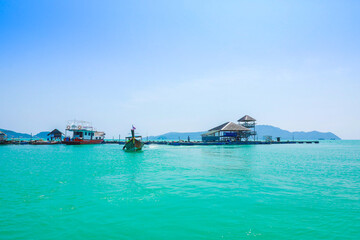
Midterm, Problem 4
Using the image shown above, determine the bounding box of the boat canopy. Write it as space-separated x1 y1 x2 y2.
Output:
126 135 142 139
66 120 94 131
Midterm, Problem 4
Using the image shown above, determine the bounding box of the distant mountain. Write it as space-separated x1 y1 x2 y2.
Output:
0 129 32 138
147 125 341 141
34 131 51 139
255 125 340 140
0 129 50 139
147 131 206 141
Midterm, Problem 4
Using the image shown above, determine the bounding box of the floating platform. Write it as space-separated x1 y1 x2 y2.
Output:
1 140 319 146
150 141 319 146
103 140 319 145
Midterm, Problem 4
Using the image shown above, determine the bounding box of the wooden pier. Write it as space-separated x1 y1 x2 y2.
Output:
1 139 319 146
103 140 319 146
152 141 319 146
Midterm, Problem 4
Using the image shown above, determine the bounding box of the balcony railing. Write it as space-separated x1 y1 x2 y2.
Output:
241 123 255 128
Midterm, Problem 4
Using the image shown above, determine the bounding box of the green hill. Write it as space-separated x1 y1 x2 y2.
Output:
0 129 50 139
34 131 51 139
0 128 32 138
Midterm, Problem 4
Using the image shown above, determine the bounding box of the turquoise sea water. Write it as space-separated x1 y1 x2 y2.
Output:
0 141 359 239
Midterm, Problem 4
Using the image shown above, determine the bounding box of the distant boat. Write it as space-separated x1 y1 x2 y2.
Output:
63 120 105 145
29 139 62 145
30 139 51 145
123 126 144 152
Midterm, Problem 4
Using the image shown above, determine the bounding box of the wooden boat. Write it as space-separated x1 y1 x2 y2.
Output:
0 140 11 145
123 128 144 152
30 139 51 145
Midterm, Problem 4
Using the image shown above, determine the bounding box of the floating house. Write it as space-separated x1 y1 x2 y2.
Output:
202 115 257 142
63 120 105 145
0 131 7 141
47 129 63 141
238 115 257 141
201 122 251 142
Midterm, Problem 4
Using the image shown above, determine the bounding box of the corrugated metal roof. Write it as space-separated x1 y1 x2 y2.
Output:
201 130 219 136
209 122 250 131
47 129 63 136
238 115 256 122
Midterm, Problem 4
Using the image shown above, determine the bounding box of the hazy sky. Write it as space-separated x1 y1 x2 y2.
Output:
1 0 360 139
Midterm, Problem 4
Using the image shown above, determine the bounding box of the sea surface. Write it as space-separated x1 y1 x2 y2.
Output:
0 141 359 239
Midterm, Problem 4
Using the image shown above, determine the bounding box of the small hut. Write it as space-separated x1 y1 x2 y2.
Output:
202 122 250 142
94 131 105 140
47 129 63 141
0 131 7 141
238 115 257 141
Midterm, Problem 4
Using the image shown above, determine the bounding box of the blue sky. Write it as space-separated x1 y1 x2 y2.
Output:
1 0 359 139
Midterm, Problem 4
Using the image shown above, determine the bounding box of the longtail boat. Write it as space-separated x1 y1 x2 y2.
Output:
123 127 144 152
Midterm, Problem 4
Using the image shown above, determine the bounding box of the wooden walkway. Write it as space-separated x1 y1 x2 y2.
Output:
104 140 319 146
1 140 320 146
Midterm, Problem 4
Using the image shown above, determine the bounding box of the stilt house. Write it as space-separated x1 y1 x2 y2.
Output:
47 129 63 141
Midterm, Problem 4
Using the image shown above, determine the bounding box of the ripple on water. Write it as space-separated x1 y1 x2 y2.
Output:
0 142 360 239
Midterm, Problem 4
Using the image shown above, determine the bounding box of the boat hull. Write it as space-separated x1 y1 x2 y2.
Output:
63 139 104 145
30 142 51 145
123 139 144 151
